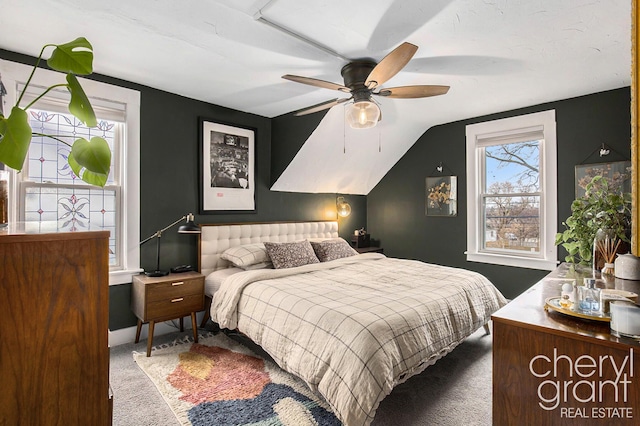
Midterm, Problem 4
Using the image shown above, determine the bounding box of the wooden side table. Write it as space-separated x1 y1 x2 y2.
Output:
355 246 384 254
131 271 204 356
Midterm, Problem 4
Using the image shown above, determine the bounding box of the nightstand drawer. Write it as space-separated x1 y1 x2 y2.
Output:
147 293 204 320
146 278 202 303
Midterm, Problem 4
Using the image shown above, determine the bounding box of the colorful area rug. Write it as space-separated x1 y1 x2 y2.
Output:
133 333 341 426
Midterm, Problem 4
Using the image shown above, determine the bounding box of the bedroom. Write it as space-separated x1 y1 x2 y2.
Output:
0 1 636 425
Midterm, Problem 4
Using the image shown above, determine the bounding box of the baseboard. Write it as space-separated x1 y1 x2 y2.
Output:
109 311 206 347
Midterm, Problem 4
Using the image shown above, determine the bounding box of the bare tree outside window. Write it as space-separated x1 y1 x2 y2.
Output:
483 140 541 254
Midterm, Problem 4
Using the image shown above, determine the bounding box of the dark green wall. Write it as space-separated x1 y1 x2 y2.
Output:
367 88 632 299
2 48 631 322
270 111 368 234
0 49 366 331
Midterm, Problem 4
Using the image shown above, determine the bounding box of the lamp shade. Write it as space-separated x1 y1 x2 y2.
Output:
337 196 351 217
178 213 201 233
345 100 380 129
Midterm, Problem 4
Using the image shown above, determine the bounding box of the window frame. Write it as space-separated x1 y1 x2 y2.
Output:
0 58 141 285
465 110 558 270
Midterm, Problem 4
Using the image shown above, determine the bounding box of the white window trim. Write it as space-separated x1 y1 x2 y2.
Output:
465 110 558 270
0 59 141 284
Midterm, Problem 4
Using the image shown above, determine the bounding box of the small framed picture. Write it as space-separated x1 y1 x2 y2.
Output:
199 118 256 214
574 160 631 198
426 176 457 217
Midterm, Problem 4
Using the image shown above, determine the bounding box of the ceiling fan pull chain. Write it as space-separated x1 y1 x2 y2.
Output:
343 105 347 154
379 131 381 152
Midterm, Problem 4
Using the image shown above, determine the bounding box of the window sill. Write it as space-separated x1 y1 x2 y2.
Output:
466 252 558 271
109 268 144 285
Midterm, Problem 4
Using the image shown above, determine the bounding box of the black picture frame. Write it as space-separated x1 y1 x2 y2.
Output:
426 175 458 217
199 118 256 214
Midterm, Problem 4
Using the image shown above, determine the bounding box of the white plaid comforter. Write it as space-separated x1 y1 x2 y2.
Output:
211 253 507 426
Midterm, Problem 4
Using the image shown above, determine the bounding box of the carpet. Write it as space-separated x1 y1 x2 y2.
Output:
133 332 341 426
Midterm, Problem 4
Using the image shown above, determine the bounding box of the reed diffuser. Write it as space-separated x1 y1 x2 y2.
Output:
595 233 621 275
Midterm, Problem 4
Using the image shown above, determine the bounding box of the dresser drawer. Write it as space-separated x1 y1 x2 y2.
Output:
146 277 202 303
147 293 204 320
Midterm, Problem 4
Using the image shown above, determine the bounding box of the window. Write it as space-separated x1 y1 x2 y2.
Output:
0 58 141 284
466 110 557 270
22 109 120 266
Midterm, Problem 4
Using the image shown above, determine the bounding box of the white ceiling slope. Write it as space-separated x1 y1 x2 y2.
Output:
0 0 631 195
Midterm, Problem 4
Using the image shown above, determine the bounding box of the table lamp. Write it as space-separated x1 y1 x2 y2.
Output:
140 213 200 277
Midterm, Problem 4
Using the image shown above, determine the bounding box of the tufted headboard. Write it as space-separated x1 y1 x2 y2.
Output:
198 221 339 277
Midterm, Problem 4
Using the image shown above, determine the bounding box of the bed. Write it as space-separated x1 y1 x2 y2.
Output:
198 221 507 426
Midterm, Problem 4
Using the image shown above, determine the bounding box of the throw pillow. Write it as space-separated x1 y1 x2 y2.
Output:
264 240 320 269
311 238 358 262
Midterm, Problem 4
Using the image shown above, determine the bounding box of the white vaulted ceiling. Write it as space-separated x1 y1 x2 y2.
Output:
0 0 631 194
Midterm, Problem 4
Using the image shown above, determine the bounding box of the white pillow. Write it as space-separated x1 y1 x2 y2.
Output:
204 267 243 297
221 243 270 268
241 261 273 271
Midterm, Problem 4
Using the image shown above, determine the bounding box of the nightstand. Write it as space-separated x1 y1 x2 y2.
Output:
355 246 384 254
131 271 205 356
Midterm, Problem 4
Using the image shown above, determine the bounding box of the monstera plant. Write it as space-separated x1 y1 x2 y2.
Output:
0 37 111 186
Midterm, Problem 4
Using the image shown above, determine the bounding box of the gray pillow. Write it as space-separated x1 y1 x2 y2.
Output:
311 238 358 262
264 240 320 269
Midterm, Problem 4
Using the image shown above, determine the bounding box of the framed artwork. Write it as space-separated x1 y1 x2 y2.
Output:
426 176 457 217
574 160 631 198
199 118 256 213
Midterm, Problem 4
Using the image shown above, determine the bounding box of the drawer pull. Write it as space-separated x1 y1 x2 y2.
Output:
171 298 184 303
172 281 184 286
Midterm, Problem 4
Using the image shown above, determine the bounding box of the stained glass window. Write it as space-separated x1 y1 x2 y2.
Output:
22 109 120 266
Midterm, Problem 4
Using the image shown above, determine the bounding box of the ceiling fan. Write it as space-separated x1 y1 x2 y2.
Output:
282 42 449 129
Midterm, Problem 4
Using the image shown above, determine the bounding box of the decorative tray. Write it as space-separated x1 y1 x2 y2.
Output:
544 297 611 322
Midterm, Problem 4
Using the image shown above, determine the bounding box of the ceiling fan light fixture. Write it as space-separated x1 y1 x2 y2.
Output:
345 100 380 129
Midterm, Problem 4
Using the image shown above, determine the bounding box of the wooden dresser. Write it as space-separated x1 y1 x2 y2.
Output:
0 226 111 426
492 263 640 425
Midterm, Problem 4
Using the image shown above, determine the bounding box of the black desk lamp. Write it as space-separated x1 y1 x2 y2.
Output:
140 213 201 277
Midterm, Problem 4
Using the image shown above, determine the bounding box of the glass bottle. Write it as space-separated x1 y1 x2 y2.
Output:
0 163 8 228
578 278 601 314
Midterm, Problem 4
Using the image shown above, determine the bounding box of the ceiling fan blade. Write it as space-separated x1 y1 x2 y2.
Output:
375 85 450 99
365 42 418 89
293 98 350 116
282 74 350 93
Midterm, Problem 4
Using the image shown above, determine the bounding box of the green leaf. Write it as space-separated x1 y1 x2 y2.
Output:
579 246 592 261
46 37 93 75
66 74 97 127
68 137 111 187
554 233 563 245
564 241 579 254
0 107 32 170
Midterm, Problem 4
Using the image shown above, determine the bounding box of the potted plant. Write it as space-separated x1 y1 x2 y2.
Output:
0 37 111 187
555 175 631 267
